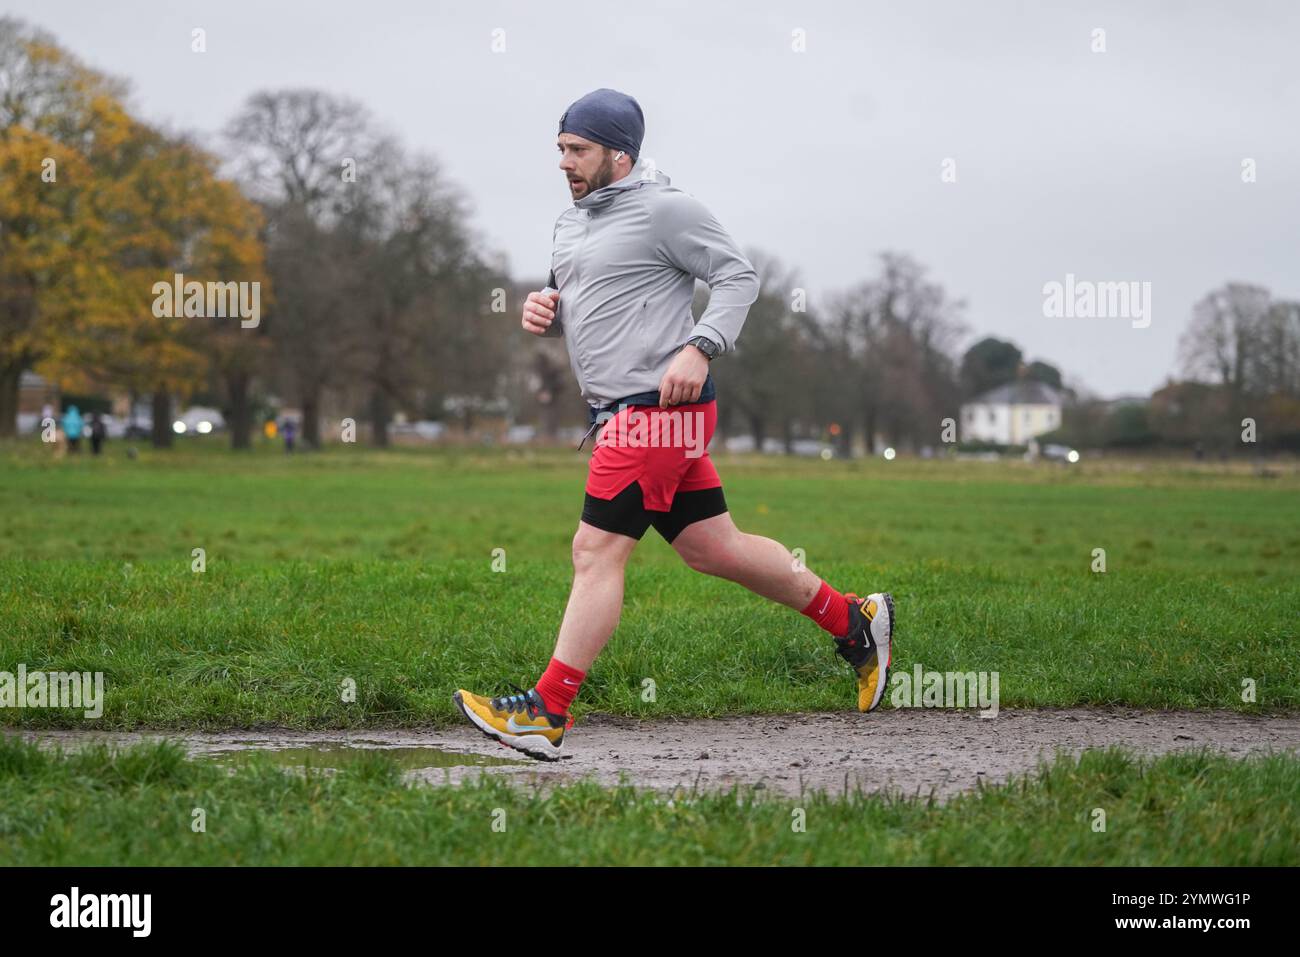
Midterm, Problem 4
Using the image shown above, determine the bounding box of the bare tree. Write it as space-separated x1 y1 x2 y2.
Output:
1179 284 1271 397
1177 284 1300 449
224 90 381 446
711 251 813 451
814 253 965 453
337 144 504 444
1247 299 1300 399
224 89 373 221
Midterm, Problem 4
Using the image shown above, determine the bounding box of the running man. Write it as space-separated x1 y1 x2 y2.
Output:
454 88 893 761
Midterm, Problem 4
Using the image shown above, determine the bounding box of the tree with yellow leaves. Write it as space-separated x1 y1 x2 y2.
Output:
0 17 269 447
0 17 136 437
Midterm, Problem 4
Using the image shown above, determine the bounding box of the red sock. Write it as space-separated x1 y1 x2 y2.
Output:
801 580 851 638
534 657 586 716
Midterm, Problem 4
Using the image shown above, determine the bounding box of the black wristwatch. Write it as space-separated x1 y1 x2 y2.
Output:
684 336 721 360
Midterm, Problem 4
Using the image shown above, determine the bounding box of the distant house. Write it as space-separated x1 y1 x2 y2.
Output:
15 370 60 434
19 370 58 412
961 380 1063 445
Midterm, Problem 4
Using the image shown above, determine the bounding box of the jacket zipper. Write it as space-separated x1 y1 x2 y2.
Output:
571 210 593 396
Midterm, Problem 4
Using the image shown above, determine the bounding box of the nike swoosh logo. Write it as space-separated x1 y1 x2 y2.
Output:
817 595 831 615
562 678 579 685
507 716 548 734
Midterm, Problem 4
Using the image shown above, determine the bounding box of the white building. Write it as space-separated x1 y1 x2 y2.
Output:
961 381 1063 445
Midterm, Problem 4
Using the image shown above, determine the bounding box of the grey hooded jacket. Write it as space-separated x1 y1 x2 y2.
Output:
543 157 760 409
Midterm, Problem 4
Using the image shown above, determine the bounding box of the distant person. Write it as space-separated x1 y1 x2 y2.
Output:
453 89 894 762
281 418 297 453
89 413 106 455
62 405 83 453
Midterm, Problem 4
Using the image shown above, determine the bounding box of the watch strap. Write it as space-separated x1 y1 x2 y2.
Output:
685 335 720 359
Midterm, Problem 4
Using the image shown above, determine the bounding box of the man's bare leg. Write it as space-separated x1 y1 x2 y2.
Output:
552 520 640 671
670 512 894 712
450 519 638 761
668 511 821 609
668 508 895 713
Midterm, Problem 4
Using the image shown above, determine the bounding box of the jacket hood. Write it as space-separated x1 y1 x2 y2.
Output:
574 156 670 211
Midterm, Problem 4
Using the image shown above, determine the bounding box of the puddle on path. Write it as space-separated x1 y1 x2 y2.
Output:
205 742 524 770
12 730 529 773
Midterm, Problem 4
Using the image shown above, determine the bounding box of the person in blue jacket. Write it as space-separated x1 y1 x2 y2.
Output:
62 405 84 453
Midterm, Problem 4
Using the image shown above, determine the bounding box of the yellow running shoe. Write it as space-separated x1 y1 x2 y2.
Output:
452 685 571 762
834 592 895 712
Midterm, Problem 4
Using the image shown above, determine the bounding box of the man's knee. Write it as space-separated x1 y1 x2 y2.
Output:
572 522 631 573
571 525 603 572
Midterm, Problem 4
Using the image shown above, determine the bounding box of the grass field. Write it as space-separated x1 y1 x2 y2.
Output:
1 441 1297 729
2 439 1298 866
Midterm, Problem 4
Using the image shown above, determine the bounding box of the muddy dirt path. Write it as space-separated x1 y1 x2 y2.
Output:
19 708 1300 800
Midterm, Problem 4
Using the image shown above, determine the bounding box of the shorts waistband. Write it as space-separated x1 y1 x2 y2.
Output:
576 374 716 451
586 373 715 428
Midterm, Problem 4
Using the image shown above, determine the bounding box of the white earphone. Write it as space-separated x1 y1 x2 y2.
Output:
614 151 625 160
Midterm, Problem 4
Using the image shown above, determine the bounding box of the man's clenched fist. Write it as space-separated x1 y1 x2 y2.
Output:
657 344 710 407
522 289 558 335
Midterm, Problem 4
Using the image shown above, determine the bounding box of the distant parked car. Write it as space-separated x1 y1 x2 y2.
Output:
789 439 833 458
1042 443 1080 464
173 406 226 435
724 436 785 455
413 421 445 440
391 420 445 441
97 414 131 439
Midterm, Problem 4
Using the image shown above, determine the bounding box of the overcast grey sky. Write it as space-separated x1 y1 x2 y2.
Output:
9 0 1298 397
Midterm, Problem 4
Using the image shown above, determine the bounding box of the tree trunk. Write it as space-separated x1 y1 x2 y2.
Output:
837 420 855 458
718 399 734 440
301 387 321 449
749 413 766 452
226 370 253 450
0 359 23 439
539 398 559 440
151 391 174 448
783 417 796 455
127 390 140 434
369 388 390 447
534 353 564 439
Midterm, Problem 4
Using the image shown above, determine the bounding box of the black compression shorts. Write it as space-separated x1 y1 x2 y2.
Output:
581 482 728 543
